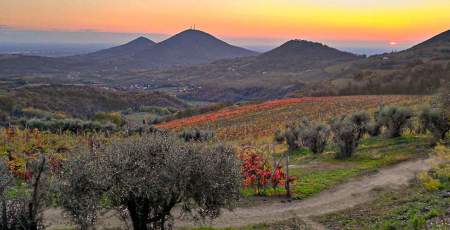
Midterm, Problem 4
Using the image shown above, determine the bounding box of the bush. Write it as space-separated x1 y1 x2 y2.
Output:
22 118 116 134
330 117 361 159
93 112 124 127
379 106 413 138
281 119 310 151
301 123 330 154
59 133 241 229
419 107 449 140
179 128 214 142
349 111 370 139
367 121 382 137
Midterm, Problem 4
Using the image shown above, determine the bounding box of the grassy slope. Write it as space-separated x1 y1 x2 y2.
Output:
289 135 430 199
0 85 188 118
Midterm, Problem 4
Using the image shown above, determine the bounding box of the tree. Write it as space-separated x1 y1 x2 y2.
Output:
330 117 361 159
60 133 241 230
349 111 370 139
0 153 48 230
179 128 214 142
301 123 330 154
419 107 449 140
379 106 413 138
58 147 107 230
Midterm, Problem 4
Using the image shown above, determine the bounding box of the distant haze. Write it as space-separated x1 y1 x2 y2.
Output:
0 29 416 56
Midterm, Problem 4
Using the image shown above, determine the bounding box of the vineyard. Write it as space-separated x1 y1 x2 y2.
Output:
157 95 429 142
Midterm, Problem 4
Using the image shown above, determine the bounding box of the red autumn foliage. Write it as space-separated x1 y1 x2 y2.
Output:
239 146 294 195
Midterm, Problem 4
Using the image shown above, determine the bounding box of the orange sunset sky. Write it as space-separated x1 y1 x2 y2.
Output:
1 0 450 46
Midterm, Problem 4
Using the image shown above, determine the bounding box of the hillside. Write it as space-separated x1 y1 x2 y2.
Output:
156 95 427 141
132 29 257 68
0 85 188 119
303 29 450 96
69 36 156 68
248 40 360 72
121 40 362 102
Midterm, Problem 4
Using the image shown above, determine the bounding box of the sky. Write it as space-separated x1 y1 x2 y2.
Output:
1 0 449 54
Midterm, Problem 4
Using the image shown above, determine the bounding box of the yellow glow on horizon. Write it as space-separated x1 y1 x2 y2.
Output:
1 0 449 42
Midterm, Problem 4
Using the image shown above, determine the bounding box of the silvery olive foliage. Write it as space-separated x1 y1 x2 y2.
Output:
419 107 449 141
0 154 48 230
59 133 241 230
330 117 361 159
378 106 413 138
179 128 214 142
349 111 370 139
58 147 108 230
301 123 330 154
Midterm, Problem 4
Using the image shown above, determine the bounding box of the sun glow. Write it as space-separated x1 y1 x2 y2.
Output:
1 0 449 42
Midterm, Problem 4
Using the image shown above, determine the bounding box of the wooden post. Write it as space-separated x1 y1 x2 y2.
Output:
285 151 291 198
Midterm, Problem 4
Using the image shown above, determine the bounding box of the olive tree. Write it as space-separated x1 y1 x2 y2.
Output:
179 128 214 142
349 111 370 139
330 118 361 159
420 107 449 140
301 123 330 154
58 148 108 230
379 106 413 138
0 153 48 230
59 133 241 230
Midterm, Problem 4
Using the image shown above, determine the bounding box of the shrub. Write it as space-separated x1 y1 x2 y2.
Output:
93 112 124 127
239 147 293 195
301 123 330 154
379 106 413 138
367 121 382 137
349 111 370 139
59 133 241 230
417 171 441 191
419 107 449 140
281 119 310 151
179 128 214 142
23 118 116 134
330 117 361 159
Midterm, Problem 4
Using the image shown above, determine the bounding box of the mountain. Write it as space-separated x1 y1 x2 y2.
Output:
118 40 362 102
0 30 257 72
81 36 156 61
132 29 258 68
302 29 450 97
410 30 450 50
245 40 360 72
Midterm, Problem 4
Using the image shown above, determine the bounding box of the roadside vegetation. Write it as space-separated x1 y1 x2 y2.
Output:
0 92 448 229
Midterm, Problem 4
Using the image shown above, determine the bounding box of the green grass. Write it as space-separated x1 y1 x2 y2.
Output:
286 135 431 199
182 217 310 230
315 182 450 230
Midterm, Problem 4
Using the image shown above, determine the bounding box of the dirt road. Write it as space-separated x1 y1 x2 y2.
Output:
44 158 432 229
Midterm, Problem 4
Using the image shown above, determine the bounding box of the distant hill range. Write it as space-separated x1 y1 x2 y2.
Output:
0 29 257 72
0 29 449 102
